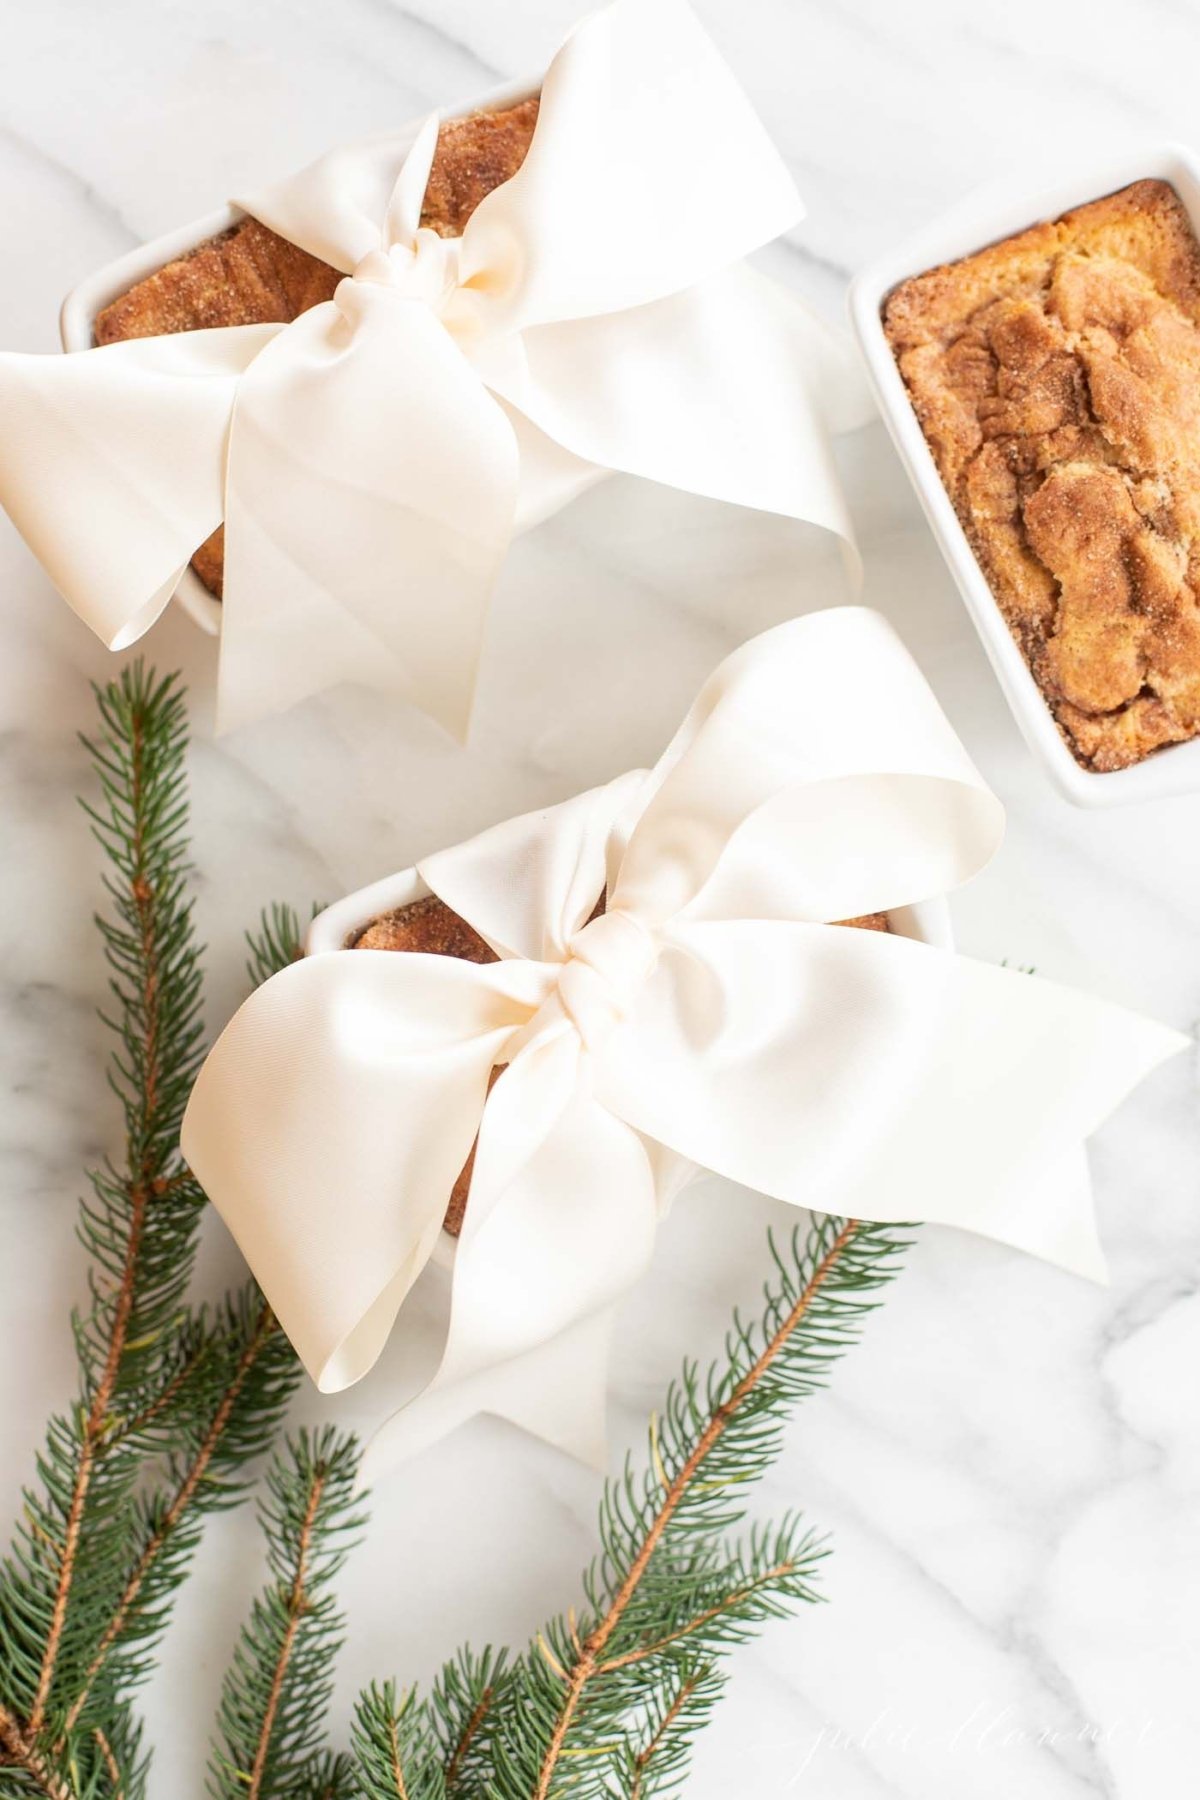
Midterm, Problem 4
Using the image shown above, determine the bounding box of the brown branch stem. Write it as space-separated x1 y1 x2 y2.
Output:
28 1183 147 1738
532 1219 862 1800
628 1672 704 1800
443 1684 495 1792
102 1339 206 1451
245 1455 328 1800
387 1712 409 1800
29 707 161 1739
0 1701 78 1800
59 1304 277 1741
93 1727 124 1799
595 1561 798 1674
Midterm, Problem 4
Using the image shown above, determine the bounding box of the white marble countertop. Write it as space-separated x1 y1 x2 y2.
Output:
2 2 1199 1795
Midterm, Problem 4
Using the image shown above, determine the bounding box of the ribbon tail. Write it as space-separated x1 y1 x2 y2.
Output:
0 326 275 650
500 401 606 534
1029 1143 1107 1284
760 272 877 438
218 289 519 737
356 1084 660 1477
598 922 1188 1281
361 1302 615 1485
486 266 861 573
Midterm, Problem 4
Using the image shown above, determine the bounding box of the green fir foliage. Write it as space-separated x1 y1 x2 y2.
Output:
245 903 308 989
208 1428 365 1800
0 667 300 1798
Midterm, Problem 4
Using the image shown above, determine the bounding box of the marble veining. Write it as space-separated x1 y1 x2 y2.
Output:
2 2 1199 1795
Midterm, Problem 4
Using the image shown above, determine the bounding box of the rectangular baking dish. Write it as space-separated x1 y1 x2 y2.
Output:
58 74 540 639
849 142 1200 808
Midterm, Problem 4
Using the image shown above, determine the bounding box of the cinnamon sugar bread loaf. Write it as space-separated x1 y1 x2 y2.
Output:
93 99 540 600
884 178 1200 772
350 894 890 1237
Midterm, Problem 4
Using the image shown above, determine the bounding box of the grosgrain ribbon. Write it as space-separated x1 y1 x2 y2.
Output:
0 0 868 734
181 608 1188 1477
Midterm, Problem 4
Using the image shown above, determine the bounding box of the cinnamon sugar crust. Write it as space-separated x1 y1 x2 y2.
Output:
884 178 1200 771
93 98 540 601
349 892 498 962
351 893 889 1236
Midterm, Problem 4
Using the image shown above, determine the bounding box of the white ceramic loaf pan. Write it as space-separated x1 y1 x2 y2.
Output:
850 143 1200 808
58 75 539 638
309 872 953 960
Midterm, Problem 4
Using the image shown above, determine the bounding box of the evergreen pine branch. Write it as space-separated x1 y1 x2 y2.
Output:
527 1215 905 1800
207 1429 365 1800
0 668 306 1800
352 1683 446 1800
425 1214 906 1800
245 904 309 989
348 1215 908 1800
618 1657 722 1800
57 1291 298 1746
349 1648 514 1800
0 668 208 1793
432 1649 511 1797
294 1751 358 1800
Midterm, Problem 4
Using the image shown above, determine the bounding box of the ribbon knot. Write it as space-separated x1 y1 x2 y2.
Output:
346 230 491 350
350 231 457 300
557 909 660 1053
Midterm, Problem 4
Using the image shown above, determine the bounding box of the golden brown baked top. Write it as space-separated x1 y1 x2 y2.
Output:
94 100 539 346
351 894 889 1236
94 98 540 600
884 178 1200 771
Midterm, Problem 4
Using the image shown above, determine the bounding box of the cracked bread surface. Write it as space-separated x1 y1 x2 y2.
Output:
350 894 890 1236
884 178 1200 771
92 97 540 601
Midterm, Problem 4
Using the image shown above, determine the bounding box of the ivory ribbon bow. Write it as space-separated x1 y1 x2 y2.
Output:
182 609 1187 1476
0 0 866 735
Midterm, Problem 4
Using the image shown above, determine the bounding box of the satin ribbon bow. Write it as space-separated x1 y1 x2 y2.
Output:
0 0 865 735
181 608 1187 1476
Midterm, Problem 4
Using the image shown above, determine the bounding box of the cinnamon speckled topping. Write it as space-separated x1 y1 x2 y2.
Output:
349 893 498 961
885 178 1200 772
351 894 888 1236
94 98 541 602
